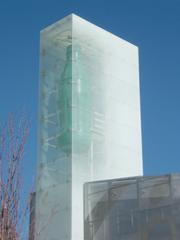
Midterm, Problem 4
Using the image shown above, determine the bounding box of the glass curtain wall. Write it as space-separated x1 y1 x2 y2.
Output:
84 174 180 240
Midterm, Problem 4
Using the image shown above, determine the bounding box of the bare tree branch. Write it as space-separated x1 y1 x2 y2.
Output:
0 113 30 240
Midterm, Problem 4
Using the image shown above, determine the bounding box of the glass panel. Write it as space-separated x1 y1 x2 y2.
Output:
139 176 171 209
35 15 72 240
84 174 180 240
172 174 180 200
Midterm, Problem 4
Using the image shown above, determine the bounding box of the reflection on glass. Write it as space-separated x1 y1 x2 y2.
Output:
84 174 180 240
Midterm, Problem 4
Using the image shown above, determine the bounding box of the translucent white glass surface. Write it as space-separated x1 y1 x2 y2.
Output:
35 14 143 240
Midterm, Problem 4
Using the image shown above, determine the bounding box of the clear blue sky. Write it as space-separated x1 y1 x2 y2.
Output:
0 0 180 186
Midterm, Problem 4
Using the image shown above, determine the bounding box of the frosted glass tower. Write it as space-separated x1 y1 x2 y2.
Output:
35 14 143 240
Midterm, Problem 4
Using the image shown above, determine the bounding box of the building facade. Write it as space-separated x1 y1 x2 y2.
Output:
84 174 180 240
35 14 143 240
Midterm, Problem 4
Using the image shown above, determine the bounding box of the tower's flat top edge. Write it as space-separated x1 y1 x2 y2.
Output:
40 13 138 48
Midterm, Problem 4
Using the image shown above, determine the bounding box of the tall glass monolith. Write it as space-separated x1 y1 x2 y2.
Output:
35 14 143 240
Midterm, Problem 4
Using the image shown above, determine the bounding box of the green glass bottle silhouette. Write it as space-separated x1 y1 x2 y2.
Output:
58 45 72 151
58 44 91 153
